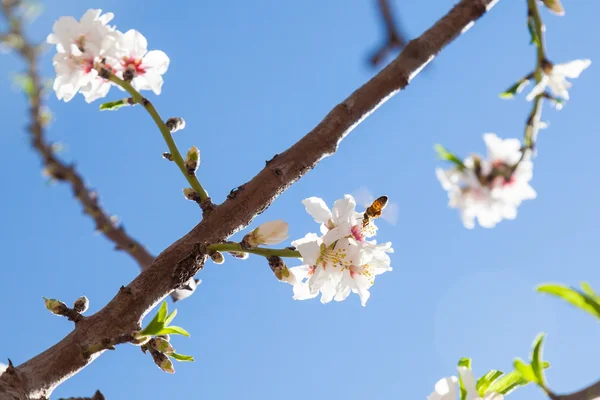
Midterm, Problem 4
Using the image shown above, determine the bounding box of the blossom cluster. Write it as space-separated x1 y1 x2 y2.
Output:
436 133 536 229
283 195 393 306
47 9 169 103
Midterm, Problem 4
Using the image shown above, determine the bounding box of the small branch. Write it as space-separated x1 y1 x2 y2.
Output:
103 71 210 204
208 242 301 258
0 2 196 303
59 389 105 400
1 0 499 397
548 380 600 400
369 0 407 67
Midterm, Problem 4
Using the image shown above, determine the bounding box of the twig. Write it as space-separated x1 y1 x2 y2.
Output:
207 242 301 258
0 2 196 303
369 0 407 67
0 0 499 398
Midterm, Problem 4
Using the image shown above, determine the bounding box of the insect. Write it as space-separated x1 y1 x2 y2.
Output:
353 187 399 226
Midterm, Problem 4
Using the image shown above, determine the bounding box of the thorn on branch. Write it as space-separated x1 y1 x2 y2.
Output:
266 153 279 165
162 152 173 161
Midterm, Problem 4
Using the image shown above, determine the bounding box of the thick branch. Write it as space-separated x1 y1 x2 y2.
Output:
0 0 497 398
0 4 194 303
369 0 408 67
549 381 600 400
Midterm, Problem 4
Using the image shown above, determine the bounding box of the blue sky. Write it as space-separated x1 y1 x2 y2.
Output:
1 1 599 399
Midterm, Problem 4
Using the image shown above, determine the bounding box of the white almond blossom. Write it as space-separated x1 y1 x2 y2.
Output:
47 9 120 102
288 195 394 306
526 59 591 101
436 133 536 229
115 29 170 95
47 10 170 102
428 367 503 400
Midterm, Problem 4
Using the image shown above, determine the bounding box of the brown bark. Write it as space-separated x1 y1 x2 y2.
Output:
0 0 497 398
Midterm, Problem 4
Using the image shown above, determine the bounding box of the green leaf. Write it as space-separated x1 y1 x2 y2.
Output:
513 358 536 383
537 283 600 318
170 352 195 362
157 301 168 323
139 301 169 336
435 144 466 170
527 17 540 47
487 371 529 395
477 370 504 396
164 309 178 326
12 73 35 97
531 333 546 386
99 99 129 111
457 357 472 369
156 325 190 337
500 79 531 99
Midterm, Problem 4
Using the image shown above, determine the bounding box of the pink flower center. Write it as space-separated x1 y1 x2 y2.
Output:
122 57 146 75
350 225 365 242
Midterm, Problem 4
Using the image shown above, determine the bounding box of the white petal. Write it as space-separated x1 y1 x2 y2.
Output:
427 376 458 400
302 197 332 224
143 50 170 75
292 235 321 266
458 367 478 400
526 76 549 101
331 195 356 223
555 59 591 79
122 29 148 59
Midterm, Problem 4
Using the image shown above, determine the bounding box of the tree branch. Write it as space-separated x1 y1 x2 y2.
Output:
0 0 498 398
369 0 408 67
0 3 196 303
549 381 600 400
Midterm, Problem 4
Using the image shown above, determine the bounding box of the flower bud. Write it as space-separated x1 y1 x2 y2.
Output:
149 337 175 354
165 117 186 133
73 296 89 313
43 297 68 316
210 251 224 264
242 220 289 249
151 350 175 374
229 251 249 260
185 146 200 176
183 188 201 202
157 334 171 342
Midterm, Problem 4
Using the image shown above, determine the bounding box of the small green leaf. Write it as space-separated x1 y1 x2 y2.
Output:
477 370 504 396
527 17 540 47
156 325 190 337
12 73 35 97
531 333 546 386
500 79 531 99
157 301 168 323
537 284 600 318
170 352 195 362
139 301 169 336
487 371 529 395
435 144 466 170
99 99 129 111
457 357 472 369
513 358 536 383
164 309 178 326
